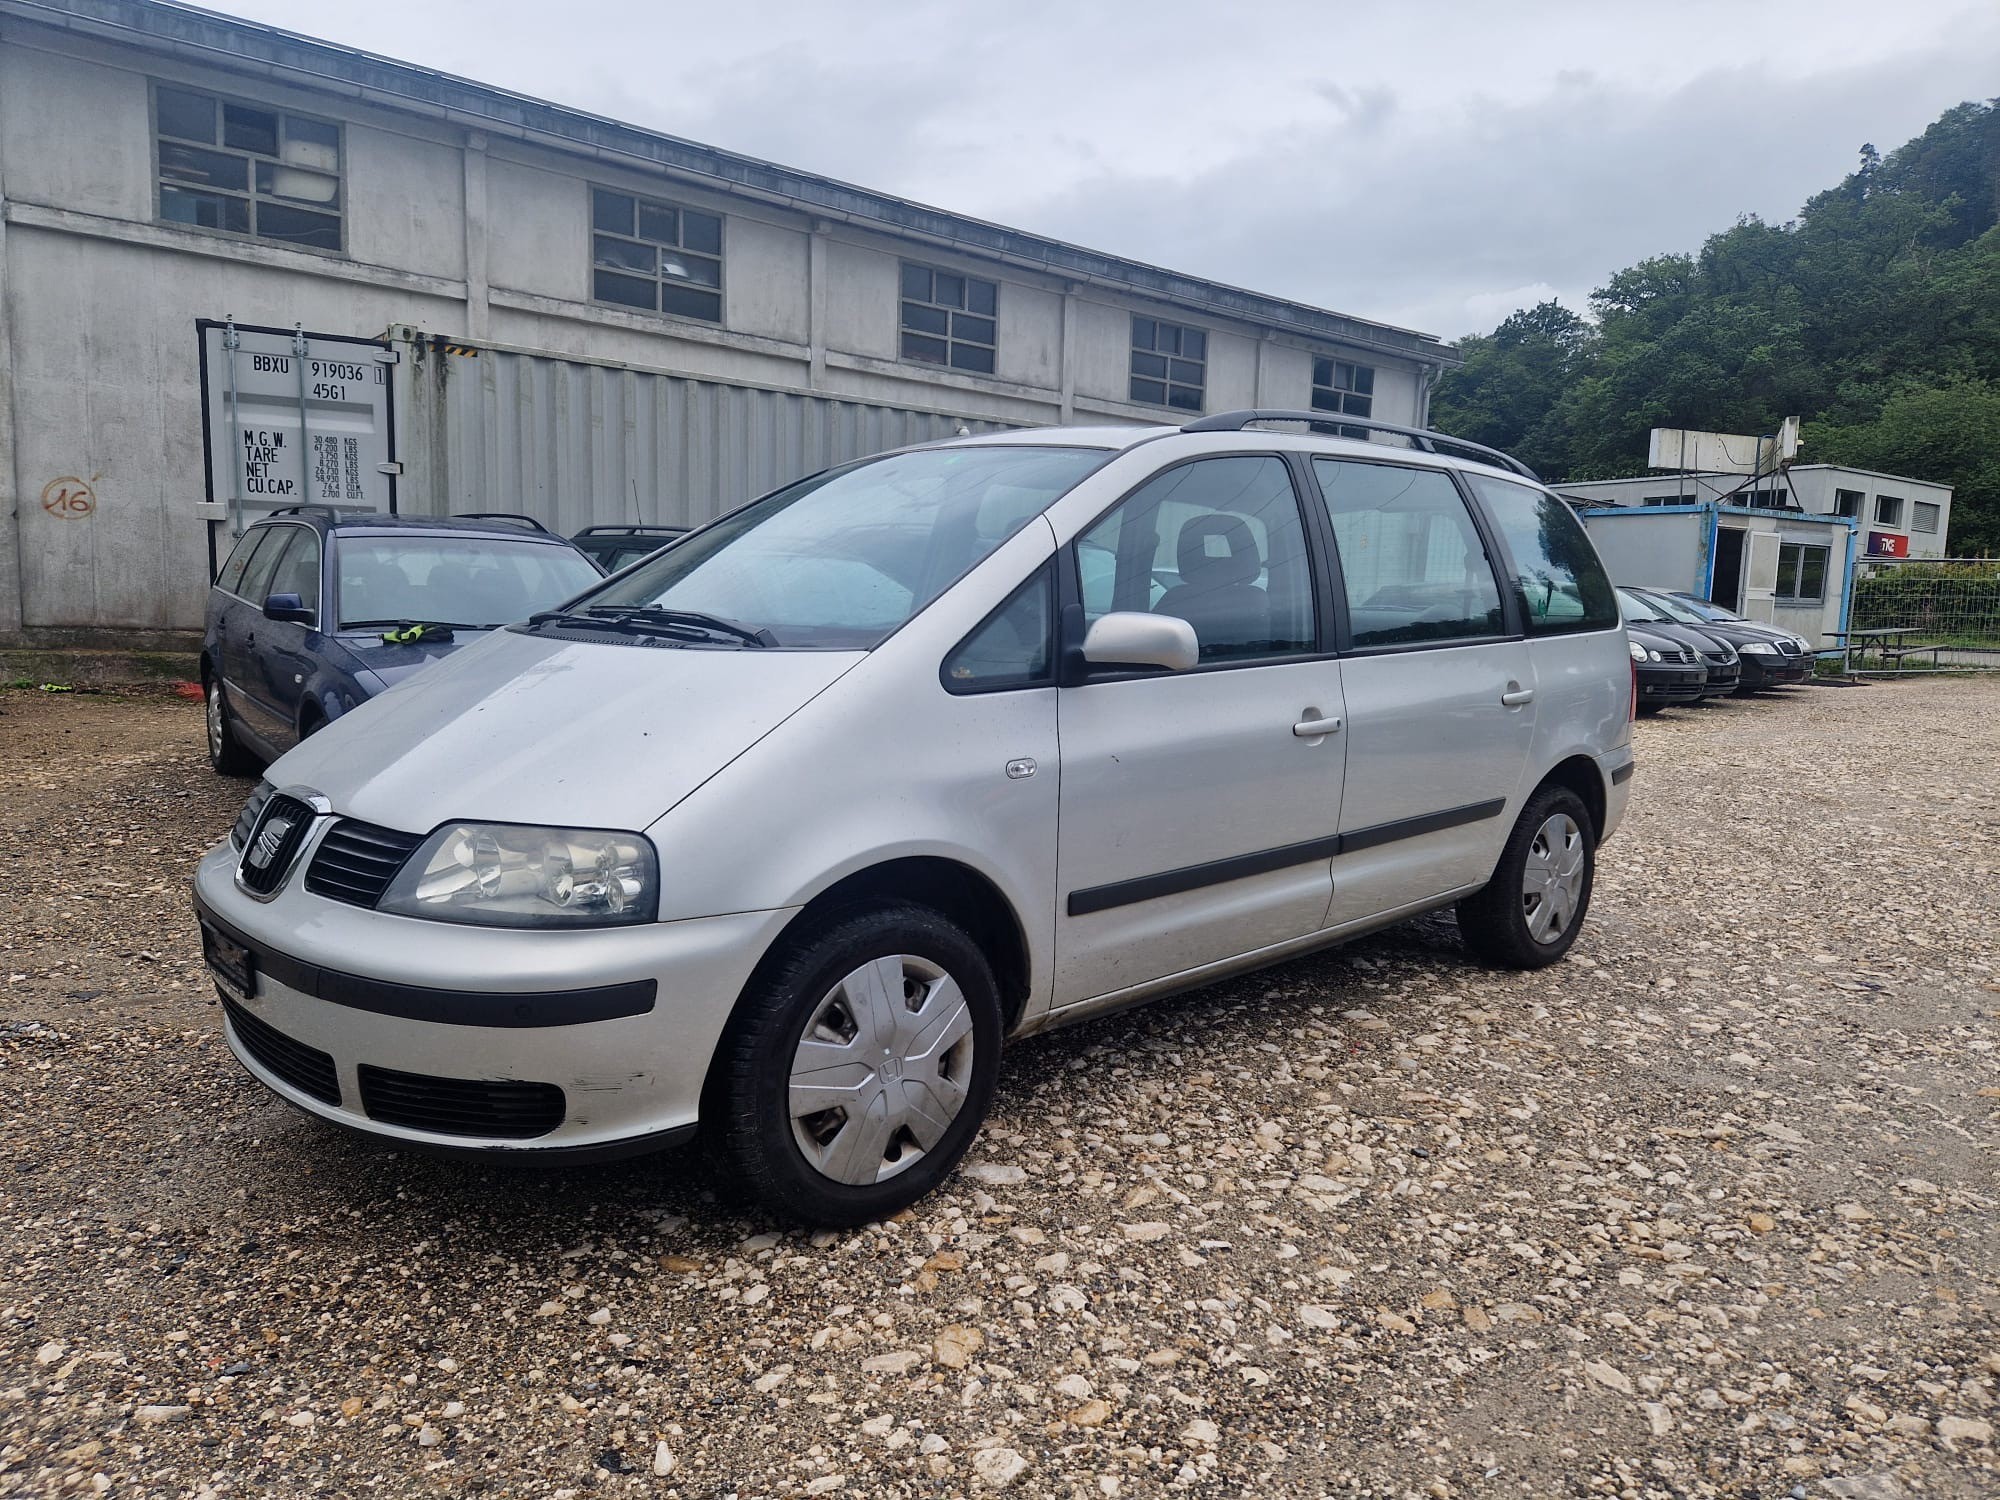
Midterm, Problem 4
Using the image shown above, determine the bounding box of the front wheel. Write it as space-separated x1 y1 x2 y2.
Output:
709 904 1003 1226
1456 786 1595 969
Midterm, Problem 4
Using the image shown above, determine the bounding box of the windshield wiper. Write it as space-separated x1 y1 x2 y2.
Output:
582 605 776 648
342 618 488 632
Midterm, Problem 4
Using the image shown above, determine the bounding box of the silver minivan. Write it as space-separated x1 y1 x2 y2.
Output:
193 413 1634 1223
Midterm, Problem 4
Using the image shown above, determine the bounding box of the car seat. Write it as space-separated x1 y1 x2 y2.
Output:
1154 515 1270 655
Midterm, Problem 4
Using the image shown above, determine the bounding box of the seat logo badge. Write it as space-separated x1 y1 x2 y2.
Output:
247 815 296 871
1005 758 1037 780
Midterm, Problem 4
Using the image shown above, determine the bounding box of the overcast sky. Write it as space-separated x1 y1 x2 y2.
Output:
209 0 2000 340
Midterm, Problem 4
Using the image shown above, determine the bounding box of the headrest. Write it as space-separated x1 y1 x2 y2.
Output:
1176 514 1260 589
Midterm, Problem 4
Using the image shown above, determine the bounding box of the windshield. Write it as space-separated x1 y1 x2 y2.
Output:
1616 589 1669 624
337 536 600 629
583 446 1109 648
1644 592 1721 625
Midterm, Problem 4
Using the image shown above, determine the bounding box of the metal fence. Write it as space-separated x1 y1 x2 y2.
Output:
1846 558 2000 671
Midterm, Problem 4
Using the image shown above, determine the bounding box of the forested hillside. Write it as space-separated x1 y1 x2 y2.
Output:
1431 100 2000 554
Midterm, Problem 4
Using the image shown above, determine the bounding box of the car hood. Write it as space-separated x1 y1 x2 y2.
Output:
335 627 485 692
1642 621 1732 656
1628 624 1696 657
265 628 864 831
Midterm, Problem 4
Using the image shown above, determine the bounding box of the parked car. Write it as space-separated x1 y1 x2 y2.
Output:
1624 618 1709 712
202 508 601 774
570 524 690 574
1615 589 1740 698
194 414 1636 1224
1626 588 1811 690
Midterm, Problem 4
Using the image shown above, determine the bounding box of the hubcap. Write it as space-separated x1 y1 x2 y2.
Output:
788 954 976 1186
1522 813 1586 943
206 685 226 758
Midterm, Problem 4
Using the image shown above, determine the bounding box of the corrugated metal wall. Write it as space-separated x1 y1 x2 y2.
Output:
395 336 1011 533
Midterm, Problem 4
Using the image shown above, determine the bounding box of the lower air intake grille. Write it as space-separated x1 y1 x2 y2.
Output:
357 1065 566 1139
223 998 340 1106
305 819 425 907
1776 640 1802 657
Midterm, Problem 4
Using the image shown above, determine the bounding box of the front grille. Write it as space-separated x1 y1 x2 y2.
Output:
237 794 316 895
306 819 425 907
1776 640 1802 657
357 1065 565 1139
223 998 340 1106
229 783 273 852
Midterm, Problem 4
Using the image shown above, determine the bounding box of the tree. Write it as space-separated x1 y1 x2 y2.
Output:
1812 380 2000 556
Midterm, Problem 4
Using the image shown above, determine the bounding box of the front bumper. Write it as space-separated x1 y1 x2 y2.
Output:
1697 661 1741 695
193 839 796 1157
1636 662 1707 704
1738 652 1809 687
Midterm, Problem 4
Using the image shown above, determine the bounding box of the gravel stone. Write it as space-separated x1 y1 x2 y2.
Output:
3 681 1998 1497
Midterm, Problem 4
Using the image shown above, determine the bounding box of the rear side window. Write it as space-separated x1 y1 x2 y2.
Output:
1464 474 1617 634
943 561 1054 693
1312 458 1504 649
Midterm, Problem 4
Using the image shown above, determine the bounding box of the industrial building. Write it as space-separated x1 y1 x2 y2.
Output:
1559 465 1954 561
0 0 1457 641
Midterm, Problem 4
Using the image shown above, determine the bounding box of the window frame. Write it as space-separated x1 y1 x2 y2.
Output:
1302 455 1521 656
150 81 345 254
939 558 1058 696
235 522 310 607
588 185 725 325
1910 500 1941 535
1874 494 1905 527
1057 450 1336 684
1774 541 1830 604
1832 488 1864 520
265 525 324 625
1127 317 1208 413
899 262 999 376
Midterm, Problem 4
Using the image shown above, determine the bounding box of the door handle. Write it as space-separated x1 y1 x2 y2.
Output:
1293 715 1342 738
1501 684 1534 707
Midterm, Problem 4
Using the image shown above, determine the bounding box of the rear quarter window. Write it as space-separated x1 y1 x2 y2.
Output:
1463 474 1617 634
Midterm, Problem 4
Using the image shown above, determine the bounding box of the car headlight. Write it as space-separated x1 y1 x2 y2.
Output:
1741 642 1778 656
1629 641 1647 662
379 823 658 927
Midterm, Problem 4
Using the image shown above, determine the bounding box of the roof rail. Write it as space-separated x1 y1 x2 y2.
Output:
574 523 689 537
1180 410 1540 481
266 503 370 519
452 511 553 534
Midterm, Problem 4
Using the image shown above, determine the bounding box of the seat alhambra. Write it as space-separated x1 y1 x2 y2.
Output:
194 413 1635 1224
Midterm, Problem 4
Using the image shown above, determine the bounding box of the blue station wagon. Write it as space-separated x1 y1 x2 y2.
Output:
202 508 600 773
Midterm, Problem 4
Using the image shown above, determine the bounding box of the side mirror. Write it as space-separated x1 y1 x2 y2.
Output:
262 592 313 624
1080 611 1199 672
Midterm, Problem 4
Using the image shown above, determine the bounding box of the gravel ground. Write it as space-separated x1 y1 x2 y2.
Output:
2 680 1996 1500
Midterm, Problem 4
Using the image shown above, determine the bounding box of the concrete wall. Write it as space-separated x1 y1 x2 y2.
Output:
0 10 1450 635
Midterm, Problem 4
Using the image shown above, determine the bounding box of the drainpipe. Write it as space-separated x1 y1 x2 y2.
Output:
1700 503 1720 596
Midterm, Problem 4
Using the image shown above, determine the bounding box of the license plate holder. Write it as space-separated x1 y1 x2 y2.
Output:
200 920 256 998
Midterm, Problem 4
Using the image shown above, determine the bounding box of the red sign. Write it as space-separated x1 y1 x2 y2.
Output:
1866 531 1909 558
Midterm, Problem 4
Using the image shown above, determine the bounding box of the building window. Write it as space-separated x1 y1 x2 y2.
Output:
1641 496 1687 506
899 264 996 374
1129 318 1206 411
1310 358 1375 424
1874 494 1904 527
1776 542 1829 603
153 84 342 250
1833 488 1863 519
591 188 722 322
1738 487 1786 508
1911 500 1941 534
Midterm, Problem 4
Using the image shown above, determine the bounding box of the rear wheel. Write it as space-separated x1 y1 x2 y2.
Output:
1457 786 1595 969
205 672 260 776
710 904 1003 1225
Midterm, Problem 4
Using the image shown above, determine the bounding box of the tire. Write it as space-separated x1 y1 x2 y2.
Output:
1456 786 1595 970
205 672 261 777
709 903 1004 1226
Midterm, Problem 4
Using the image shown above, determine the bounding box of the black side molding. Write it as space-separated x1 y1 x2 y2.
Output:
1065 798 1507 918
194 897 656 1028
1611 761 1636 785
